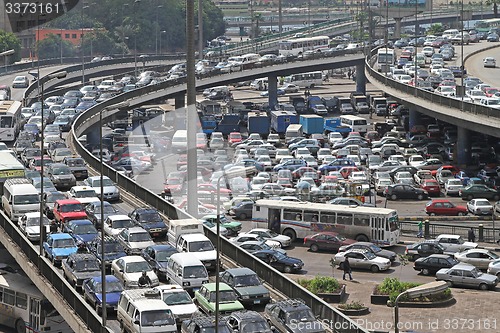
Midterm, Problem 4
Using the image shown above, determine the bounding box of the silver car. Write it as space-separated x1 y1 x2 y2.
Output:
454 249 500 270
84 176 121 201
487 259 500 278
436 263 498 290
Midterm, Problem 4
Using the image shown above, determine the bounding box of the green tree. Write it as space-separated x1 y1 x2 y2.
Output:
427 24 444 35
37 34 76 60
0 31 22 64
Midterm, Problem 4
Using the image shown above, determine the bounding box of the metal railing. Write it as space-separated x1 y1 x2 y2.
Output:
399 220 498 243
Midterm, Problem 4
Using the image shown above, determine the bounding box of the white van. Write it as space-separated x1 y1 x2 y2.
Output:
167 219 204 246
2 178 39 219
171 130 187 153
442 29 459 39
285 124 303 143
250 78 268 91
117 289 177 333
241 53 260 66
176 233 217 271
166 253 209 293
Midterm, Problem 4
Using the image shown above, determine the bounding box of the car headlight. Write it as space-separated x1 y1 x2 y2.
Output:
294 263 302 267
183 282 190 286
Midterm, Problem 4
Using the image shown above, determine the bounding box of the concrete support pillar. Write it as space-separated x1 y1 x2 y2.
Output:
85 123 101 148
174 94 185 110
355 63 366 94
456 126 471 166
408 108 419 131
394 18 402 39
268 74 278 110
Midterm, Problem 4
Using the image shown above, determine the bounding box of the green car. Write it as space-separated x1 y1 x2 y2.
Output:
194 282 244 315
201 215 242 236
459 184 500 201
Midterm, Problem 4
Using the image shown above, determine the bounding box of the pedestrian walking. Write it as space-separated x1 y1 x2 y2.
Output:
347 68 352 79
468 228 476 242
417 220 424 238
342 257 353 280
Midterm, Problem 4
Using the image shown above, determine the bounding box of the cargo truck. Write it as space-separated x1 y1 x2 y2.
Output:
323 118 351 135
216 114 240 136
371 97 388 116
271 110 298 136
352 95 370 114
247 111 271 137
289 96 307 114
337 97 354 115
299 115 324 135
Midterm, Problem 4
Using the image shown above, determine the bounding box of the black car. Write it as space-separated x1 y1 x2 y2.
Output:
42 191 66 219
87 235 127 272
219 268 271 307
252 249 304 274
85 200 119 229
129 207 168 239
385 184 429 200
63 157 89 179
61 253 101 290
265 299 325 333
229 201 253 220
182 315 230 333
140 244 178 281
405 241 445 261
413 254 459 275
388 165 418 177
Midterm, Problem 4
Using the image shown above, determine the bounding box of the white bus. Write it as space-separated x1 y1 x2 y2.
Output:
252 199 400 247
0 151 25 191
278 36 330 57
0 272 72 333
340 115 369 134
0 100 23 142
376 48 395 73
284 71 323 88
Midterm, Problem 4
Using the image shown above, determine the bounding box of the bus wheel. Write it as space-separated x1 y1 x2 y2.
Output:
355 234 369 242
15 319 26 333
283 229 296 242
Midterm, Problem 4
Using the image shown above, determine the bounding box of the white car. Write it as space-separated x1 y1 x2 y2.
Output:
67 186 99 205
18 212 51 242
154 285 198 322
435 86 456 97
116 226 155 255
111 255 159 289
333 249 391 272
467 198 493 215
103 215 136 236
247 228 292 248
231 233 281 249
444 179 464 196
483 57 496 68
83 176 120 201
408 155 425 167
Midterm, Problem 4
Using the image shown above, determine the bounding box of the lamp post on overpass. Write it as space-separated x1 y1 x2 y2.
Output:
99 102 129 327
39 71 67 261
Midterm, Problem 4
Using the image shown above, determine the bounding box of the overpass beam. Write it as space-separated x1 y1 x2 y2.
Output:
355 63 366 94
267 74 278 110
394 18 403 39
456 126 471 166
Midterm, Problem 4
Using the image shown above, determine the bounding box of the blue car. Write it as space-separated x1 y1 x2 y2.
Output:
318 158 356 174
63 219 98 243
23 123 40 138
82 275 124 314
141 245 179 281
43 233 78 266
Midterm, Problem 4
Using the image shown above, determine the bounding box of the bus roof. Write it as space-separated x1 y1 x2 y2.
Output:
281 36 329 43
0 273 44 299
0 100 21 115
0 151 25 170
255 199 396 215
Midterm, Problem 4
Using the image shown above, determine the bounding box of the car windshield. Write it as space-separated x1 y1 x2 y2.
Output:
489 252 500 259
53 239 75 248
240 320 271 332
60 203 84 212
364 252 376 260
234 274 261 287
286 309 315 323
26 217 50 226
97 280 124 293
103 205 117 214
103 243 124 254
67 159 85 167
210 290 237 302
74 260 100 271
73 190 97 198
73 224 97 234
14 194 39 205
141 310 175 327
183 265 207 278
155 249 178 261
52 166 71 175
189 241 214 252
129 232 151 242
125 261 150 273
139 212 162 222
111 219 134 229
368 244 382 253
163 291 192 305
92 179 114 187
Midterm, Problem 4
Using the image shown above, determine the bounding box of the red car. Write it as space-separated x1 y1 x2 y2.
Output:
53 199 87 225
425 199 468 216
421 179 441 197
228 132 242 145
304 232 356 252
291 167 318 180
176 154 187 170
197 183 232 195
164 176 184 194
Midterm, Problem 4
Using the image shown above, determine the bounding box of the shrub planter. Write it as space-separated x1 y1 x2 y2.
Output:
337 307 371 316
317 284 346 303
390 297 456 308
370 293 390 305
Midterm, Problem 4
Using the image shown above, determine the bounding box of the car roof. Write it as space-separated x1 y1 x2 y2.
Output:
203 282 232 291
50 233 73 240
56 199 82 205
224 267 256 276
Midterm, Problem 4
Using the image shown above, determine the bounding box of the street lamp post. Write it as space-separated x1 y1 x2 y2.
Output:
160 31 166 55
39 71 67 259
81 4 89 84
394 281 448 333
156 5 163 55
134 0 141 77
99 102 129 327
0 49 15 74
